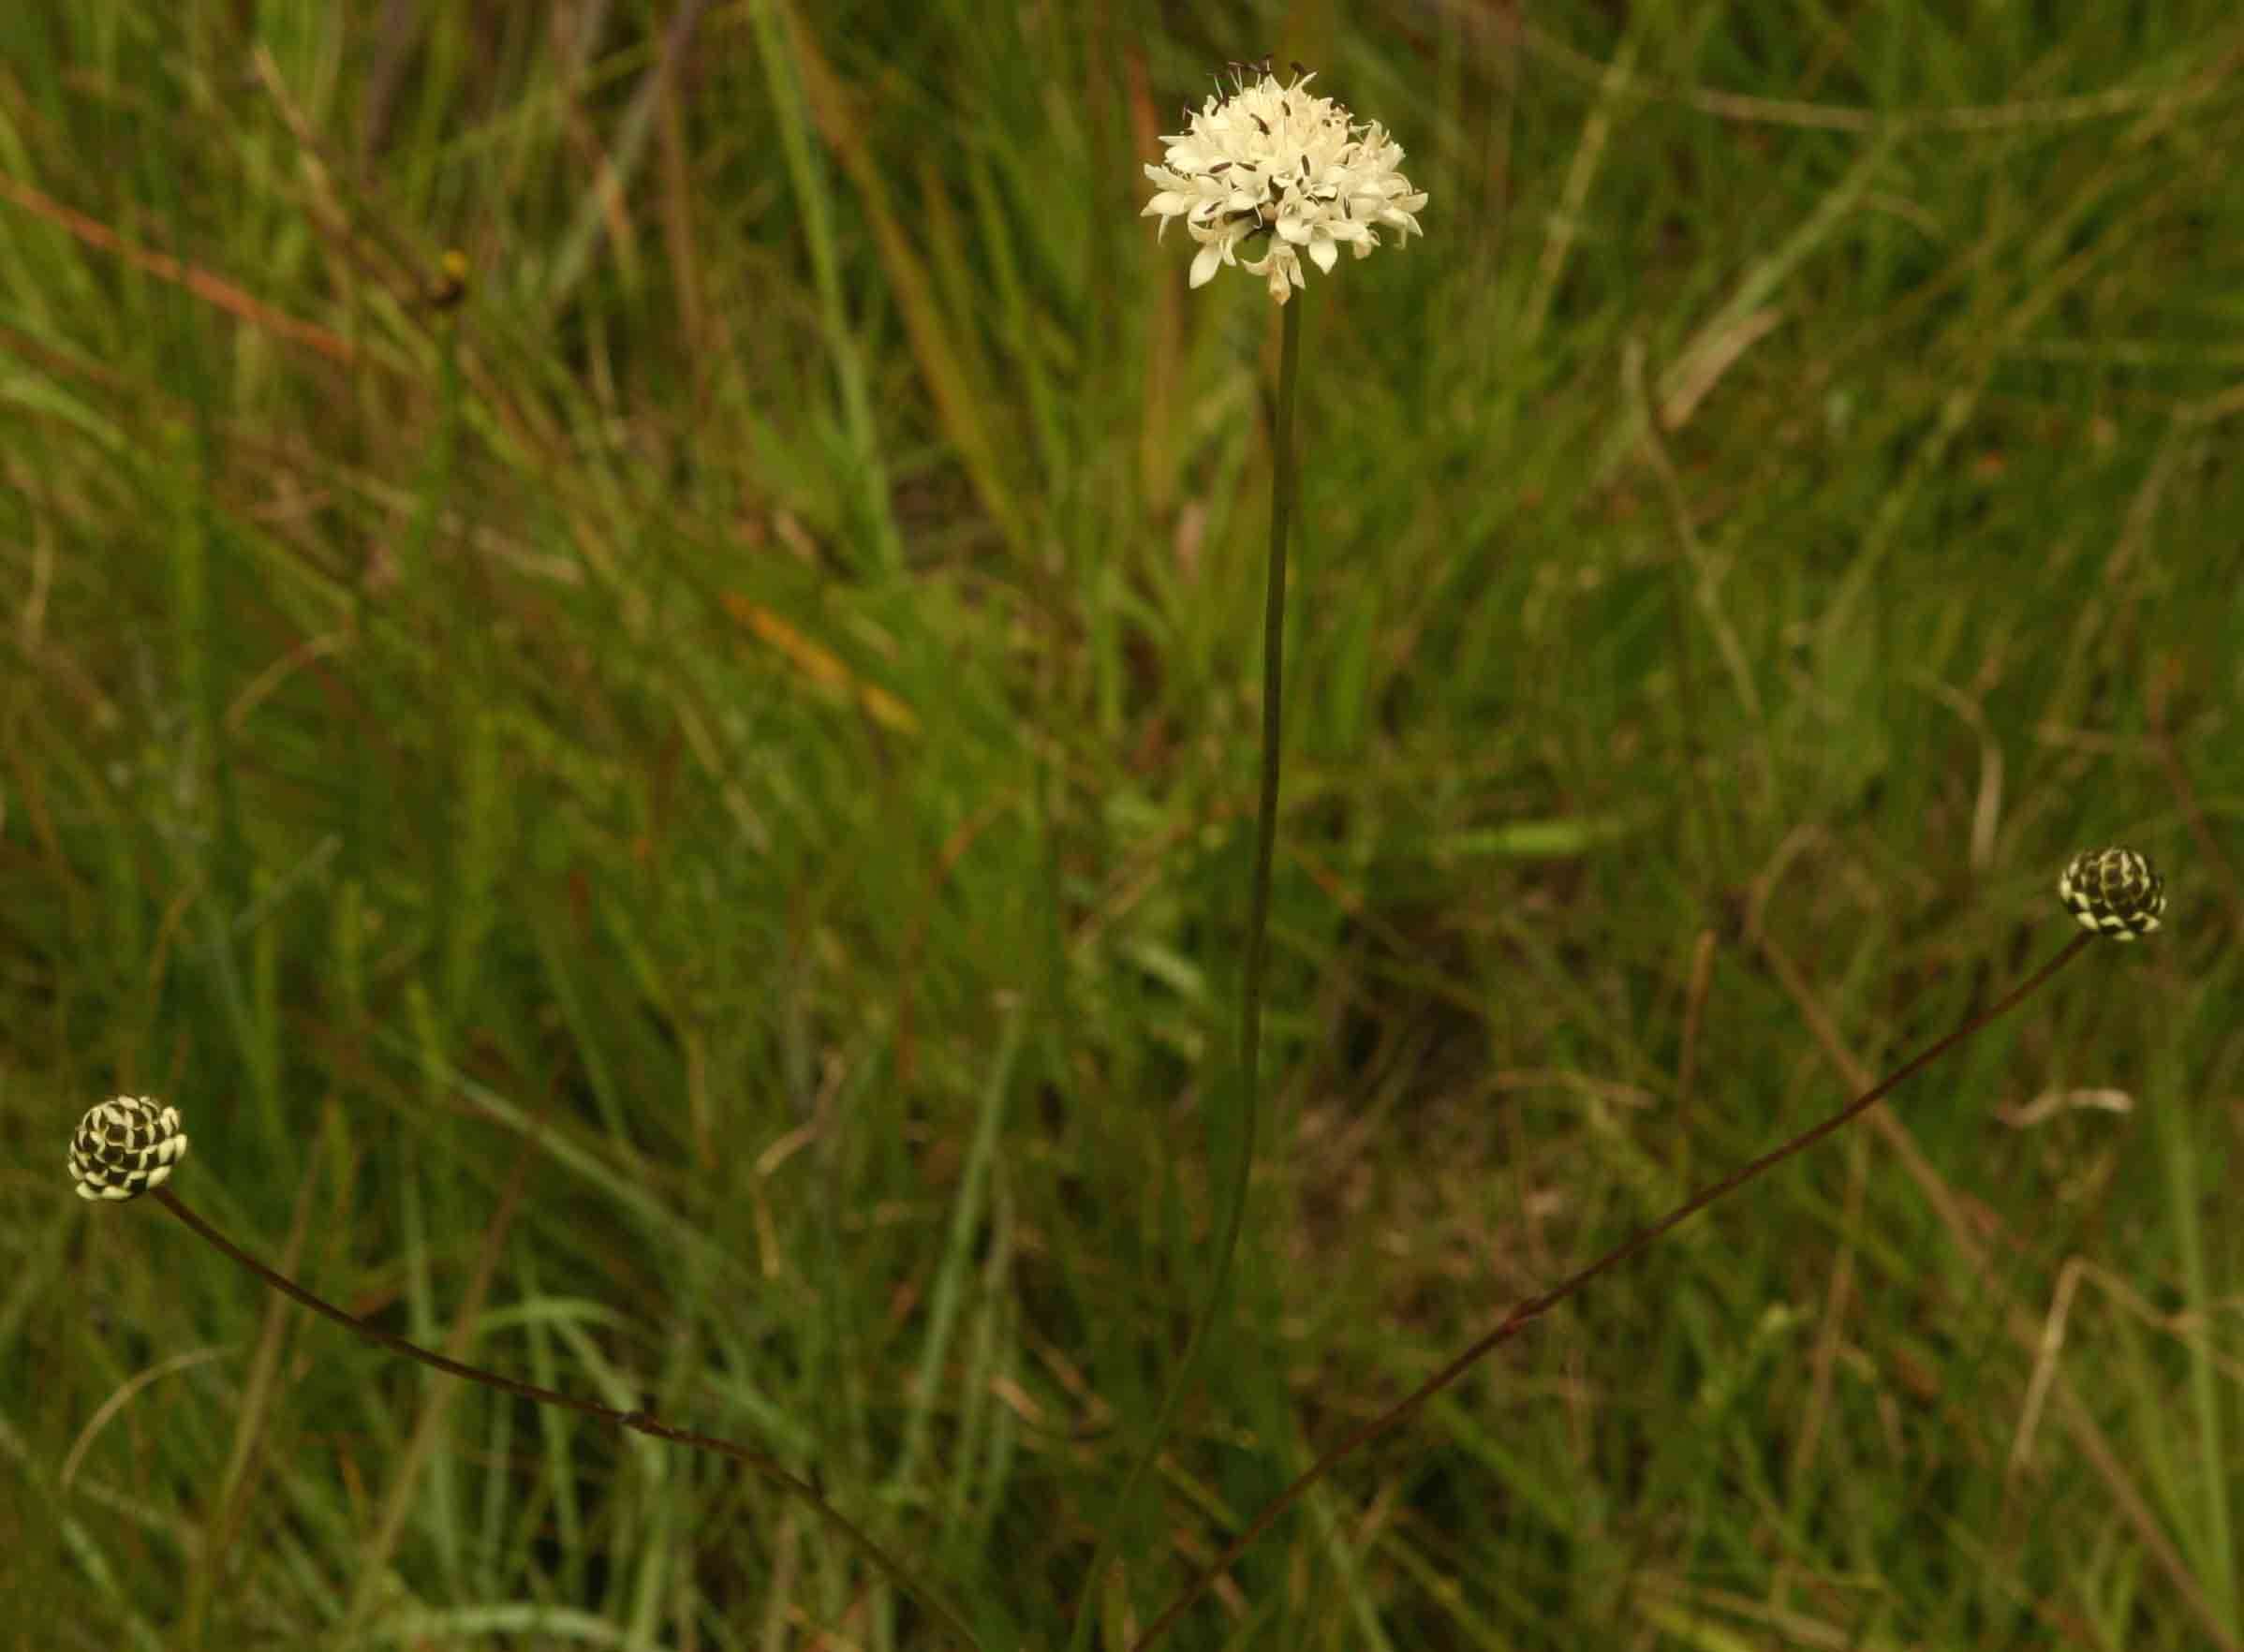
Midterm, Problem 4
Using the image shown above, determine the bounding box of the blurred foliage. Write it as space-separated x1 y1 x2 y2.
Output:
1 1 2241 1648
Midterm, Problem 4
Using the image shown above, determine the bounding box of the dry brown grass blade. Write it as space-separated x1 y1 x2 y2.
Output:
0 176 357 363
775 0 1031 557
717 591 920 734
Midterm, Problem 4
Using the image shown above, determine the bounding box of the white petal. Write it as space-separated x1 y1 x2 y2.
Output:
1188 241 1225 288
1307 232 1338 273
1245 244 1300 304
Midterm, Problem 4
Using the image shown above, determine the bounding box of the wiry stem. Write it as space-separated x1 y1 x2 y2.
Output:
1130 929 2097 1650
1073 295 1304 1649
150 1188 979 1649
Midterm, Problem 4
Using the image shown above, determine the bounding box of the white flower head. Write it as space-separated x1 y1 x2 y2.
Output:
1142 58 1428 305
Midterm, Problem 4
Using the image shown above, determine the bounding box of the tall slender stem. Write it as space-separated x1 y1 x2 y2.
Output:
1072 297 1303 1647
1129 930 2096 1651
150 1188 978 1649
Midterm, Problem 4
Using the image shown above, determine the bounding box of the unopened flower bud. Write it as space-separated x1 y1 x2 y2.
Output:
69 1097 189 1202
2058 848 2165 941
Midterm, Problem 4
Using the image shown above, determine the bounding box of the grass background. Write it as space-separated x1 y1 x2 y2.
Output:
3 1 2241 1647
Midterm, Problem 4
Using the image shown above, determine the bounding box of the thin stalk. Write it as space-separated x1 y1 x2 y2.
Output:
1073 296 1303 1648
1130 930 2097 1651
150 1188 978 1649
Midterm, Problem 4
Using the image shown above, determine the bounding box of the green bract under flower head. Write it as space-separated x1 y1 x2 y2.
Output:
1142 60 1427 304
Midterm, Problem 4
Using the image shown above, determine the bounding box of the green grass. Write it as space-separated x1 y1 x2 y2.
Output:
3 1 2242 1648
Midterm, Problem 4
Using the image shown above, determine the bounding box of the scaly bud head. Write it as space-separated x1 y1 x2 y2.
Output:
2058 847 2165 941
69 1096 189 1202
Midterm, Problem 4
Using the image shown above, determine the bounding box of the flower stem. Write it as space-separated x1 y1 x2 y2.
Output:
150 1187 979 1649
1073 296 1303 1647
1129 928 2097 1651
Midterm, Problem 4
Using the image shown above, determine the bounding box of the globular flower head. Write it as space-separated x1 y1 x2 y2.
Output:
2058 847 2165 941
69 1096 190 1202
1142 58 1427 304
